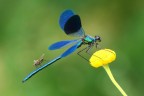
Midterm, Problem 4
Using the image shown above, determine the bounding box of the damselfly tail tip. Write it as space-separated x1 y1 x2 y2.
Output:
22 79 26 83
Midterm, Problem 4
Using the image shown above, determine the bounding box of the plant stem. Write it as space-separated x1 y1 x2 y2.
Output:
103 65 127 96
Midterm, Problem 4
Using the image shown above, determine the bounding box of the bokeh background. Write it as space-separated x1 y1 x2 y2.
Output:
0 0 144 96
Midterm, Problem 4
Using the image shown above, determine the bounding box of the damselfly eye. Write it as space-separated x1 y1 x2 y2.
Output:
95 36 101 42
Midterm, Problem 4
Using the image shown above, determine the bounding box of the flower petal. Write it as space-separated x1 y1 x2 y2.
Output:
89 49 116 68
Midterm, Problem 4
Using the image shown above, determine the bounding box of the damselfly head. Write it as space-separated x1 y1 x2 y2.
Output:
95 36 101 42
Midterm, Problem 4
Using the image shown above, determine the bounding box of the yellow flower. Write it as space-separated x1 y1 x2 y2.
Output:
89 49 127 96
89 49 116 68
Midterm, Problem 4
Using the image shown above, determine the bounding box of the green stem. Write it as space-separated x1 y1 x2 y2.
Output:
103 65 127 96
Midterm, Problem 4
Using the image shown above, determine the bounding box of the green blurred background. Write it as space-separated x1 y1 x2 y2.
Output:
0 0 144 96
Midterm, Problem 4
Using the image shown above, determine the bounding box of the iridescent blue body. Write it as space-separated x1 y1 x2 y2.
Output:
22 10 101 83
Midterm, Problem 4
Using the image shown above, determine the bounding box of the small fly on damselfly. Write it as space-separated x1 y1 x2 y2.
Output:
33 54 45 67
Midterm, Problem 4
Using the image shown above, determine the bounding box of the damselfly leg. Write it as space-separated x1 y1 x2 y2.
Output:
77 45 93 61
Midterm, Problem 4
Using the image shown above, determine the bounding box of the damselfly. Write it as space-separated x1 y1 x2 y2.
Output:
22 10 101 83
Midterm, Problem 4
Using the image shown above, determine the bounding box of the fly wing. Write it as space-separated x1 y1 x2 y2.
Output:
61 40 82 57
59 10 84 37
48 39 79 50
39 54 45 61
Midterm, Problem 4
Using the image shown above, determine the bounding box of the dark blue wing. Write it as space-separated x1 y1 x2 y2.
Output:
59 10 74 30
61 40 82 57
59 10 84 37
48 40 79 50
